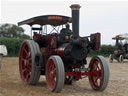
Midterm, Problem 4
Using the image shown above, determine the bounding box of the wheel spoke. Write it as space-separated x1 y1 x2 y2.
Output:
99 70 102 80
94 77 98 83
95 61 100 70
28 58 32 65
22 68 28 78
26 73 30 80
23 48 28 55
52 69 56 79
22 58 26 62
21 59 26 69
27 64 31 71
26 52 31 59
93 77 98 87
96 65 100 71
51 63 55 70
22 68 26 73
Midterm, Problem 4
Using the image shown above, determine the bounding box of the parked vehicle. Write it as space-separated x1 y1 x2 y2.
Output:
0 45 8 69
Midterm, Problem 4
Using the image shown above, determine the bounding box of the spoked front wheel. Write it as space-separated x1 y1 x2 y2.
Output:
88 56 109 91
119 55 123 63
46 55 65 92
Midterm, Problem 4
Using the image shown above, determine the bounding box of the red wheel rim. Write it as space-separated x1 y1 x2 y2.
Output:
46 59 56 91
19 42 32 83
89 59 102 89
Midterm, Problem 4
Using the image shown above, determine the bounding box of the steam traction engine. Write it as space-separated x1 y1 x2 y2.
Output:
109 34 128 63
18 4 109 92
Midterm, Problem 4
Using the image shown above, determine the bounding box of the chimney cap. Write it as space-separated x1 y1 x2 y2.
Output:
70 4 81 10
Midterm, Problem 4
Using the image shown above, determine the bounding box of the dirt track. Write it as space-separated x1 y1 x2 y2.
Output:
0 57 128 96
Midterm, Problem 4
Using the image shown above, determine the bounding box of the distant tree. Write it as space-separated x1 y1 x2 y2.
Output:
20 34 30 39
100 45 115 54
0 23 24 38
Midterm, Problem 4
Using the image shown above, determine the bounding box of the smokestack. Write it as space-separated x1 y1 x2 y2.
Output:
70 4 81 39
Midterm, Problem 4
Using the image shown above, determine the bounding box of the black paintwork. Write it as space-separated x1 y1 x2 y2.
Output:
71 9 80 39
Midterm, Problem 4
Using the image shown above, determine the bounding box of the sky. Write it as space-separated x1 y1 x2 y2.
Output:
1 0 128 45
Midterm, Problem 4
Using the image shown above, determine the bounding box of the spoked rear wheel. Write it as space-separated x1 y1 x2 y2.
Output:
46 55 65 92
19 40 41 85
88 56 109 91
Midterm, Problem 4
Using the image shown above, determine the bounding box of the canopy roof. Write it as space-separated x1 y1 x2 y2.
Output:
18 15 72 26
112 33 128 40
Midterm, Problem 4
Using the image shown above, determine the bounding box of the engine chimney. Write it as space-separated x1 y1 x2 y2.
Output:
70 4 81 39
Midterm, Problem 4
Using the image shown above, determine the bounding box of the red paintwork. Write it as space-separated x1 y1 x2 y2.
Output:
95 33 101 50
88 58 102 89
91 33 101 50
33 33 41 40
46 58 56 90
19 42 32 83
46 36 57 49
55 43 68 57
70 64 80 68
65 71 99 79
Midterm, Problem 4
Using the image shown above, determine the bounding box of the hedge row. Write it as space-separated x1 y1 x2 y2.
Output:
89 45 115 57
0 38 115 57
0 38 24 56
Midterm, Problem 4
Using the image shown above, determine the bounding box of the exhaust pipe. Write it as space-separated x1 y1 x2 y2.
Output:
70 4 81 39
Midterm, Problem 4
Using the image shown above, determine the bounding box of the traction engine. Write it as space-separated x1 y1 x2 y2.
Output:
109 34 128 63
18 4 109 92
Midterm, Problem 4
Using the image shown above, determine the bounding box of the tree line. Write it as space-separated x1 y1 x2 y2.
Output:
89 45 115 57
